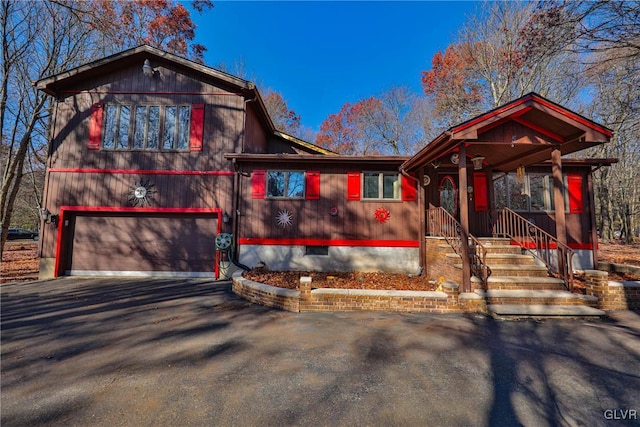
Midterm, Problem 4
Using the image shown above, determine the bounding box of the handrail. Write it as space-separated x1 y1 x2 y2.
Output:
428 205 490 286
493 208 574 292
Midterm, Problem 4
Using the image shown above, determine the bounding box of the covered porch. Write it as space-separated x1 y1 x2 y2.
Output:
401 93 614 292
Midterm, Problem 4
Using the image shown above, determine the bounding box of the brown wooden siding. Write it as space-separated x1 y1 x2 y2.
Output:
238 163 420 243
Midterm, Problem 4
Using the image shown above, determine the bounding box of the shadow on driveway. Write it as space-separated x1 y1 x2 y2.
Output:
2 277 639 426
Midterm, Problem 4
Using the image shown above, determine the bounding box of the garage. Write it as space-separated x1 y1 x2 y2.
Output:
55 208 220 278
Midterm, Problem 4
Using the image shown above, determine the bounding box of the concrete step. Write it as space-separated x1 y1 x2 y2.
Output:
458 263 549 277
477 237 513 245
476 289 598 307
480 244 523 255
488 304 605 318
486 276 567 291
484 253 536 265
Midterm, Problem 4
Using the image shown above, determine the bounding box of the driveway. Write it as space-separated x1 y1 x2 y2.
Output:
1 278 639 426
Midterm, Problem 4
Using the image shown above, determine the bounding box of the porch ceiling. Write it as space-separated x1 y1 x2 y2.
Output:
402 93 613 174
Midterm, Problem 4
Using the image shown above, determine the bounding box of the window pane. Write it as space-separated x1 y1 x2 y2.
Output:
267 171 285 197
163 106 176 149
529 174 546 211
133 106 147 149
383 174 399 199
147 106 160 149
493 174 507 209
364 173 379 198
508 175 527 211
287 172 305 198
103 105 117 149
177 106 190 150
116 105 130 149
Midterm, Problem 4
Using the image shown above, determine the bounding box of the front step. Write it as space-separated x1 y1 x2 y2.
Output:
488 304 605 318
477 289 598 307
456 262 549 277
487 276 567 290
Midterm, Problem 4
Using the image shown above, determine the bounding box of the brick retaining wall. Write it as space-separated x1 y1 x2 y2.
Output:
584 270 640 311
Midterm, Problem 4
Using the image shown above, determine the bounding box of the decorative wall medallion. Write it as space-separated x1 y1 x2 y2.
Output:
330 206 339 216
450 153 460 165
374 207 391 223
127 179 157 207
276 209 294 228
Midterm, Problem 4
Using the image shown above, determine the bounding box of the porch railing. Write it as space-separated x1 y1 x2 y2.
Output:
493 207 574 292
428 205 490 286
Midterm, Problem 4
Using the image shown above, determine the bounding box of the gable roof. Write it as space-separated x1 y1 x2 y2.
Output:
36 44 331 156
402 92 613 173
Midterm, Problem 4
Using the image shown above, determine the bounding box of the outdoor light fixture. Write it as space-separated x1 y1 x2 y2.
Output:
142 59 158 77
40 208 58 226
222 211 230 224
471 154 485 170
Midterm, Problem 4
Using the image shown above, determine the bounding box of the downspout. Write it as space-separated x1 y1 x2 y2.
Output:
233 92 257 268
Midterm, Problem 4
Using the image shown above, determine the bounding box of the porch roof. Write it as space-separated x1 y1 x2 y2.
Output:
401 93 613 173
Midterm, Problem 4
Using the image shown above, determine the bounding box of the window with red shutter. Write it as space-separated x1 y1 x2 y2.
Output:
189 104 204 151
306 171 320 200
252 170 266 199
473 173 489 211
401 174 417 201
347 172 361 200
567 174 584 213
88 103 103 150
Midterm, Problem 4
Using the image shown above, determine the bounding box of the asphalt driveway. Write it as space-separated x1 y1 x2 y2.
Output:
1 278 639 426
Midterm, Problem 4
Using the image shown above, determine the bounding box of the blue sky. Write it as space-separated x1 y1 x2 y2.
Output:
190 1 478 131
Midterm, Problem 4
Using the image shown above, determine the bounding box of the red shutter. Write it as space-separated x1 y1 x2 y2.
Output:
347 172 361 201
88 103 103 150
568 174 584 213
401 173 417 201
189 104 205 151
252 170 266 199
474 173 489 212
306 171 320 200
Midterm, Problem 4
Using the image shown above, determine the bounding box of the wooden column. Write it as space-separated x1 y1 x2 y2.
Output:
551 148 567 274
418 167 426 270
587 170 598 267
459 143 471 292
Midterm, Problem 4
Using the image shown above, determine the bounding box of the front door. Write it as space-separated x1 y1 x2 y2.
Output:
439 175 458 217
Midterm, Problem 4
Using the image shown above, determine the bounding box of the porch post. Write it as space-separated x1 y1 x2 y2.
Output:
459 143 471 292
551 148 567 274
587 170 598 267
418 167 426 271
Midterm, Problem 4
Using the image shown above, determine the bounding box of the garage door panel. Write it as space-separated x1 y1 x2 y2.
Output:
69 214 217 276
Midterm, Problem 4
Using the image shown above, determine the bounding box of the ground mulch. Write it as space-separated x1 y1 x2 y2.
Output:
1 241 39 284
243 268 437 291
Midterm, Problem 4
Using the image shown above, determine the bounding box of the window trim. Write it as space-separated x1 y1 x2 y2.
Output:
100 104 192 152
494 171 563 213
362 171 402 201
266 170 307 199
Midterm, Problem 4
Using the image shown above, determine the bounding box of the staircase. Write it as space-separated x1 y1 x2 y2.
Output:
449 237 605 318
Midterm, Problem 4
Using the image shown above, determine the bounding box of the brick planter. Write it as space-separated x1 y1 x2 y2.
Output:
232 271 484 314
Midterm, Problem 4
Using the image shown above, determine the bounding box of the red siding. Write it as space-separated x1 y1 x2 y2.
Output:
473 173 489 212
306 171 320 200
401 174 417 202
252 170 266 199
568 174 584 214
88 103 103 150
347 172 361 201
189 103 204 151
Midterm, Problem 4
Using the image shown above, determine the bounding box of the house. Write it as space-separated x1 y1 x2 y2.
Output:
36 46 615 295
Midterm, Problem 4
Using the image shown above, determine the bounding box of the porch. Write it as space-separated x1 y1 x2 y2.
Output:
401 93 615 302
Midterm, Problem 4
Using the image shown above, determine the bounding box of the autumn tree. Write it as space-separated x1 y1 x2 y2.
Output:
0 0 213 257
263 90 302 136
316 87 425 155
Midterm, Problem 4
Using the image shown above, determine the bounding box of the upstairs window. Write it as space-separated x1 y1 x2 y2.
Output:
95 104 202 151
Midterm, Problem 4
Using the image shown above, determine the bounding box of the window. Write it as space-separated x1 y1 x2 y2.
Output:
363 172 401 200
267 171 305 198
305 246 329 256
101 104 192 151
493 172 554 212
